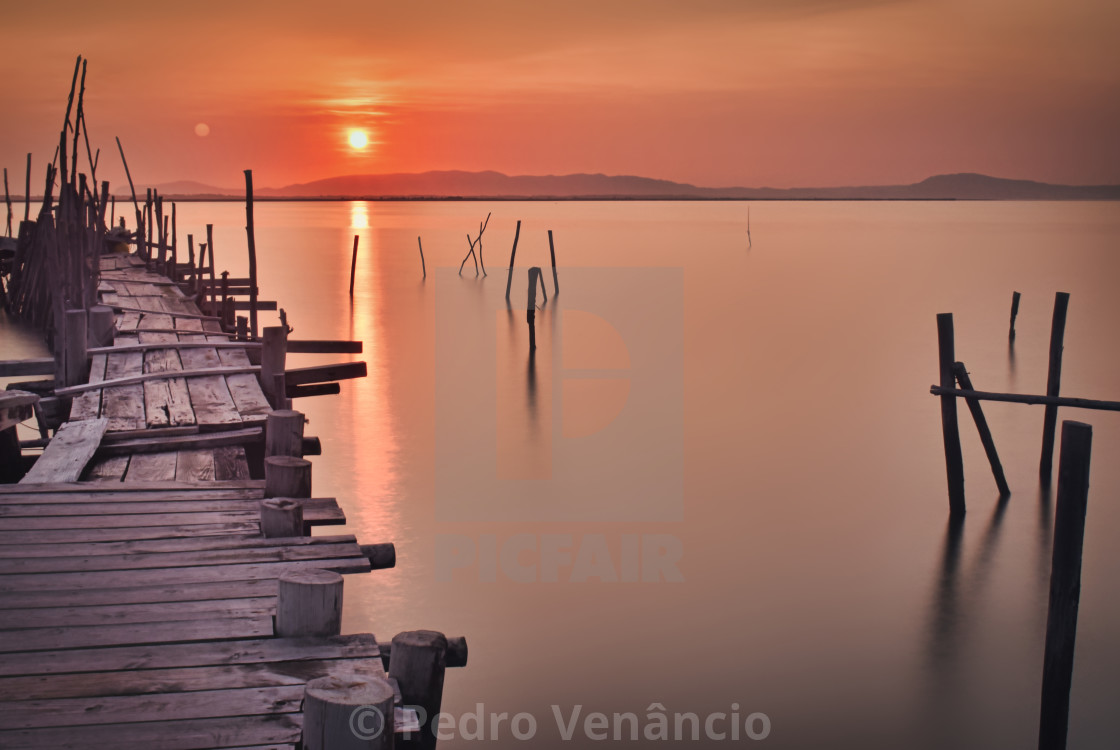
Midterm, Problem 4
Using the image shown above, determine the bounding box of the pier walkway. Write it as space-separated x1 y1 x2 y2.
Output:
0 254 400 749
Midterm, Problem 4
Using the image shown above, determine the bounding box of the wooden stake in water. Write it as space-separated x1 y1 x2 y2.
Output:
548 229 559 295
3 168 11 236
23 153 31 223
418 236 427 278
1040 292 1070 484
1009 291 1021 339
953 362 1010 497
348 234 359 297
505 220 522 302
1038 420 1092 750
244 169 259 340
527 267 547 352
937 313 966 516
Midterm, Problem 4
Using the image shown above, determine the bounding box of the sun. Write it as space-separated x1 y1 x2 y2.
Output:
348 130 369 149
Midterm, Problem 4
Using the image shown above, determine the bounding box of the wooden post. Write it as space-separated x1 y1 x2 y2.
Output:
62 309 88 387
24 153 31 223
527 267 544 352
186 233 196 291
236 315 248 342
349 234 359 297
266 409 305 457
1038 420 1092 750
87 305 115 349
265 455 311 498
261 325 288 409
1009 291 1021 339
380 636 468 671
417 236 426 279
504 219 521 302
259 498 304 538
390 630 449 750
1040 292 1070 484
276 569 342 637
953 362 1010 497
244 169 259 340
548 229 559 295
304 674 394 750
206 224 217 314
362 543 397 570
937 313 966 516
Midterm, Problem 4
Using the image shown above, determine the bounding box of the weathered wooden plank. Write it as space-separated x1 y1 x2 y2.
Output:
0 509 257 530
0 523 262 546
82 455 130 482
101 332 146 430
0 479 263 494
214 445 251 479
0 577 279 609
140 323 196 428
176 448 216 481
0 391 38 432
0 487 263 504
0 657 382 701
110 304 220 320
0 542 364 574
217 341 272 418
0 358 55 377
0 557 372 592
53 366 261 397
88 341 263 355
19 419 109 484
0 498 265 517
124 451 179 482
0 713 303 750
0 596 277 630
97 427 262 457
0 632 378 676
0 616 274 653
0 534 355 559
284 361 367 386
286 340 363 354
68 353 106 421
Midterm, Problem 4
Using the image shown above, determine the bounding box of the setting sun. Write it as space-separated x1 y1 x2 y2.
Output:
348 129 368 149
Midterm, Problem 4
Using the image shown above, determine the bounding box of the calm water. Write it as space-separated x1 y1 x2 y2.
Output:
7 200 1120 747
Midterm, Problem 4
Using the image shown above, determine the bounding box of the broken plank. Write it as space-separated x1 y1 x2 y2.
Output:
19 419 109 484
97 427 262 456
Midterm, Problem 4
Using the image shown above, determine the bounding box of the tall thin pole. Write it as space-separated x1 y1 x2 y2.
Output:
504 220 521 302
244 169 259 340
1040 292 1070 483
937 313 966 516
349 234 359 297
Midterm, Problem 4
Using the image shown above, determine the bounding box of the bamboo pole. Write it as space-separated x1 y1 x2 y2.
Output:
953 362 1010 497
937 313 966 516
244 169 259 340
1038 420 1092 750
1040 292 1070 484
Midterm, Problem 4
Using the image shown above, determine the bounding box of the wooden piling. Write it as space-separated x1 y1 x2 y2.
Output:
276 568 343 637
259 498 304 538
953 362 1010 497
527 267 543 352
937 313 966 516
87 304 115 349
23 153 31 223
244 169 259 340
266 409 305 457
1040 292 1069 484
390 629 450 750
504 219 521 302
548 229 559 295
304 674 394 750
261 325 288 409
62 309 88 388
1038 420 1092 750
418 236 426 278
1009 291 1021 339
205 223 217 313
265 455 312 498
349 234 359 297
236 315 248 342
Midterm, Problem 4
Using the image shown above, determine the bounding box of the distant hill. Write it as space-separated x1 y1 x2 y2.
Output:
137 171 1120 200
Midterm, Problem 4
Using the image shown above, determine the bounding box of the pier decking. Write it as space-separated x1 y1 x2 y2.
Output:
0 254 411 748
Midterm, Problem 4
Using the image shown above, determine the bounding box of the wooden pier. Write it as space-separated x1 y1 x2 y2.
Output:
0 251 463 748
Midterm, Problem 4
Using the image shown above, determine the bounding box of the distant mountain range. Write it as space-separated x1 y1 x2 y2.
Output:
135 171 1120 200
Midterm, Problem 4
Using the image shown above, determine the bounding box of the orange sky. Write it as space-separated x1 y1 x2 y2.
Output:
2 0 1119 190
